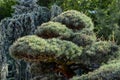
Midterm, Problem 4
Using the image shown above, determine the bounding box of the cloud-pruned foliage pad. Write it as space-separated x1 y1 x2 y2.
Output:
10 35 82 62
52 10 94 30
35 21 72 39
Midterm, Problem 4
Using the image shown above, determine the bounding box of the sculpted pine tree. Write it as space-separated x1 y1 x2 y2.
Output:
9 10 120 80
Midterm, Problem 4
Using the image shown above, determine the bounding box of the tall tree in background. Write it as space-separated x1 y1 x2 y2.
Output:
0 0 16 20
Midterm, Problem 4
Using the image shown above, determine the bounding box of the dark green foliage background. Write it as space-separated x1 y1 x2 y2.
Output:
0 0 16 20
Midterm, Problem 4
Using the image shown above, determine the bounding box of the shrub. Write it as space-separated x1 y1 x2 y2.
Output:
9 10 120 80
52 10 94 31
35 21 72 39
72 29 96 47
71 60 120 80
9 35 82 62
0 0 50 58
0 0 50 80
79 41 120 68
9 10 96 79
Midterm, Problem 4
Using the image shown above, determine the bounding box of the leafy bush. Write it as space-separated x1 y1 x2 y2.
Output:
79 41 120 68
